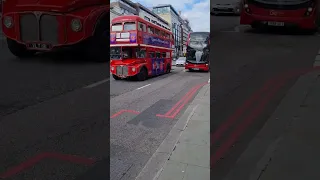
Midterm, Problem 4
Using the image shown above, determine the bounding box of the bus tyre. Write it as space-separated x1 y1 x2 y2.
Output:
7 38 36 58
137 67 147 81
112 74 121 80
86 14 109 62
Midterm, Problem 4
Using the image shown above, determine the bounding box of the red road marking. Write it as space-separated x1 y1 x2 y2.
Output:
211 78 275 145
156 82 207 119
0 152 95 178
110 109 140 118
211 75 287 167
210 67 320 168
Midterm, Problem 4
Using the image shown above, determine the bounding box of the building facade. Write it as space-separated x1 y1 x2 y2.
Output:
110 0 137 25
181 19 192 55
110 1 170 35
152 5 192 57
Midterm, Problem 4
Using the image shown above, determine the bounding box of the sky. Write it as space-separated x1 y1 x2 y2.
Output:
110 0 210 32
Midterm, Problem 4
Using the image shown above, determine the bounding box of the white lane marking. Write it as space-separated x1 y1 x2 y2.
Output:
84 78 110 88
136 84 151 90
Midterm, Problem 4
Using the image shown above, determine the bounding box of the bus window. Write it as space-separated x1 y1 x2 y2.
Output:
160 31 164 37
156 52 161 58
149 52 155 58
165 33 169 39
112 23 122 31
155 29 160 36
138 22 146 32
122 47 133 59
162 52 166 58
166 52 170 58
148 26 154 34
136 48 146 58
124 22 136 31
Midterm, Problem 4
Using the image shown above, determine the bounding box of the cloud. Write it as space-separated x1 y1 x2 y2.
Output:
131 0 210 32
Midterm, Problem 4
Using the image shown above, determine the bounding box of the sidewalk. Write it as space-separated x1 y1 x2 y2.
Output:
224 70 320 180
136 83 210 180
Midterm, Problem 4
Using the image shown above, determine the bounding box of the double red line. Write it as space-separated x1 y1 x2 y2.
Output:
157 82 208 119
210 67 317 167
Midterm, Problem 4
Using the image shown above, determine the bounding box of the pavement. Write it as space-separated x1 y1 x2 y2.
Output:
135 83 210 180
223 68 320 180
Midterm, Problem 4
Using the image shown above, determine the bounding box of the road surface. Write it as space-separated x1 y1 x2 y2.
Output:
210 14 320 179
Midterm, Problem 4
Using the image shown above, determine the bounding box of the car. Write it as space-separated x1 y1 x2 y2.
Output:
211 0 241 16
175 57 186 67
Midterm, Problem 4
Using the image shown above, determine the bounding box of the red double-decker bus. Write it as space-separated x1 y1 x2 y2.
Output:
240 0 319 32
110 15 174 81
1 0 108 62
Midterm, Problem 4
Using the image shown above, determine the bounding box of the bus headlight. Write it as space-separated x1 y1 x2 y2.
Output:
3 16 13 28
111 66 114 71
308 7 313 12
132 67 136 72
71 19 82 32
244 4 248 8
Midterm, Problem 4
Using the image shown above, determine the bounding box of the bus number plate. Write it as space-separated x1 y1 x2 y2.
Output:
193 68 199 70
267 21 284 26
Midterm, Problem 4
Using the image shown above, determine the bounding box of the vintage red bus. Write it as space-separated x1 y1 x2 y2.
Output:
185 32 210 72
240 0 319 32
1 0 108 62
110 15 174 81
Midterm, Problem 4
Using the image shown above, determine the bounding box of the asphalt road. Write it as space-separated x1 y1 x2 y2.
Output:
210 15 320 179
0 34 209 179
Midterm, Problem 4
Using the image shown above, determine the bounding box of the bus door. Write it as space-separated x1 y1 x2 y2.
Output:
152 51 164 75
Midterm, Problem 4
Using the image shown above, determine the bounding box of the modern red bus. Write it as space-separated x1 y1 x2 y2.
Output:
1 0 108 62
185 32 210 72
240 0 319 32
110 15 174 81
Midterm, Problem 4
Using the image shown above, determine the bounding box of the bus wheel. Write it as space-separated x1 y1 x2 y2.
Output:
7 38 36 58
112 74 121 80
137 67 147 81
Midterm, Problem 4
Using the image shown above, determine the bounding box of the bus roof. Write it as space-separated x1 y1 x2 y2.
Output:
111 15 172 34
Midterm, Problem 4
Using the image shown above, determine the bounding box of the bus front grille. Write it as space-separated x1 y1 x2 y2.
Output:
116 66 128 76
19 13 59 44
